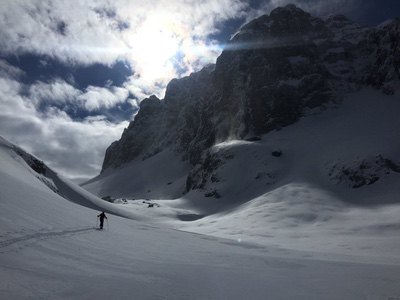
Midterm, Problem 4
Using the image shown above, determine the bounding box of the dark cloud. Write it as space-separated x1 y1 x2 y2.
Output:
94 6 130 31
56 21 67 36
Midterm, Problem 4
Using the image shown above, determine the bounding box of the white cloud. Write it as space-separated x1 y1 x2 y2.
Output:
28 79 81 106
27 79 132 112
0 1 127 66
0 59 26 79
0 0 250 100
0 76 128 182
78 85 129 111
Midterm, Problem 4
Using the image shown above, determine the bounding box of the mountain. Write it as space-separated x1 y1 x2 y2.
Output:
84 4 400 211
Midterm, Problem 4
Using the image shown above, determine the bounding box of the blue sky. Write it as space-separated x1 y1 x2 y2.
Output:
1 0 399 182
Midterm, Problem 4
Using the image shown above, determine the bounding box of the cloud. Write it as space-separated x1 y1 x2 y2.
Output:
78 85 129 111
0 59 26 79
0 0 250 100
27 79 133 112
0 1 127 66
28 79 81 106
0 74 137 182
0 76 129 182
0 1 263 181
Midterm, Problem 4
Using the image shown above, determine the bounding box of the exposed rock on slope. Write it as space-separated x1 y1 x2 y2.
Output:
364 18 400 94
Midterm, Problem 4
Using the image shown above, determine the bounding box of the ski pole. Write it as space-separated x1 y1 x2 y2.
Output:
106 218 109 231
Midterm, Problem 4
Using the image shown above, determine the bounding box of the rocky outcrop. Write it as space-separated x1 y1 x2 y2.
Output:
328 155 400 188
101 5 400 182
364 19 400 94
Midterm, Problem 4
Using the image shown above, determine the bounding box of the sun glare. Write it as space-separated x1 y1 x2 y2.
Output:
129 14 184 81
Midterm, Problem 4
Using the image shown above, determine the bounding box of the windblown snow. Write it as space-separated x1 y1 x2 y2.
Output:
2 88 400 299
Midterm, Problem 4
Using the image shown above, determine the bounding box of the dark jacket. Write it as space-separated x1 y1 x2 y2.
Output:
97 212 107 222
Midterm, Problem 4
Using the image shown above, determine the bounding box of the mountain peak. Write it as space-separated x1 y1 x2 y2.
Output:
140 95 161 106
270 4 310 18
233 4 327 44
377 17 400 29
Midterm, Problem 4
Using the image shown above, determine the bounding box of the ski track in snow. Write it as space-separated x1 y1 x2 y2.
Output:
0 227 95 251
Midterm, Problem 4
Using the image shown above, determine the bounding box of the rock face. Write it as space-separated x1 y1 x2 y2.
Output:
364 19 400 94
328 155 400 188
101 5 400 186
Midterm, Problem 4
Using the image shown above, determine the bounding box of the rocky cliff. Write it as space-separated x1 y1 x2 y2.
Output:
101 5 400 188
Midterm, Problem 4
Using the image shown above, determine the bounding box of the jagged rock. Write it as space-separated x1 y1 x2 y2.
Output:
204 190 221 198
15 149 46 175
185 151 222 191
102 95 165 169
364 19 400 92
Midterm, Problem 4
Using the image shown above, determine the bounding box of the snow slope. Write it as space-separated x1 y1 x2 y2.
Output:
177 89 400 261
2 134 400 299
84 148 190 200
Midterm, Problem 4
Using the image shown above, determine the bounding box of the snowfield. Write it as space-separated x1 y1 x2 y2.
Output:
2 89 400 299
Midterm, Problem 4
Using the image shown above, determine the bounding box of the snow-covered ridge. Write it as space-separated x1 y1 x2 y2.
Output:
0 137 149 222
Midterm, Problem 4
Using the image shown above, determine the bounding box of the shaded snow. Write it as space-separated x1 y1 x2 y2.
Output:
2 150 400 299
2 89 400 299
84 148 190 200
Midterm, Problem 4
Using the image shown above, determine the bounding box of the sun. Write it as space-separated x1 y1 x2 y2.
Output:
128 14 184 81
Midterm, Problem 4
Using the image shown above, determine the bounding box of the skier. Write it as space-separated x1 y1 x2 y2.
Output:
97 211 107 230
